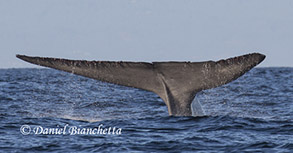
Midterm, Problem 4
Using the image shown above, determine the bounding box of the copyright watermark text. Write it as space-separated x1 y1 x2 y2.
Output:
20 124 122 135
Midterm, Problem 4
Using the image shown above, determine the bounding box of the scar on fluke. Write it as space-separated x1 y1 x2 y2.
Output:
16 53 265 116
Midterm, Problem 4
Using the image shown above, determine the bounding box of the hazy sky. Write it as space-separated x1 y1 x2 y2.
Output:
1 0 293 68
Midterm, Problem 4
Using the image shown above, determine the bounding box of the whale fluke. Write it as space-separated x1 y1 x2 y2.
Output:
16 53 265 116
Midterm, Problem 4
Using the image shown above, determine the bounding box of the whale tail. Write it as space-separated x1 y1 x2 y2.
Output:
16 53 265 116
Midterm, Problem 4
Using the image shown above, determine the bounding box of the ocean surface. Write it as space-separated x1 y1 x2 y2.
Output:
0 68 292 152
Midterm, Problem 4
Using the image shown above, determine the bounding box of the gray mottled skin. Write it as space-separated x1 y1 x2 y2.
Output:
16 53 265 116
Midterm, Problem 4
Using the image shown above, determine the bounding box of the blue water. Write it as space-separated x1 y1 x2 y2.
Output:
0 68 292 152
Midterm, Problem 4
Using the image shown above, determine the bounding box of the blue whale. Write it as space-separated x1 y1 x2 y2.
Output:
17 53 265 116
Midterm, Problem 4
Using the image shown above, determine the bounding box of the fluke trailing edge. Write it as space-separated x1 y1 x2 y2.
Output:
16 53 265 116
